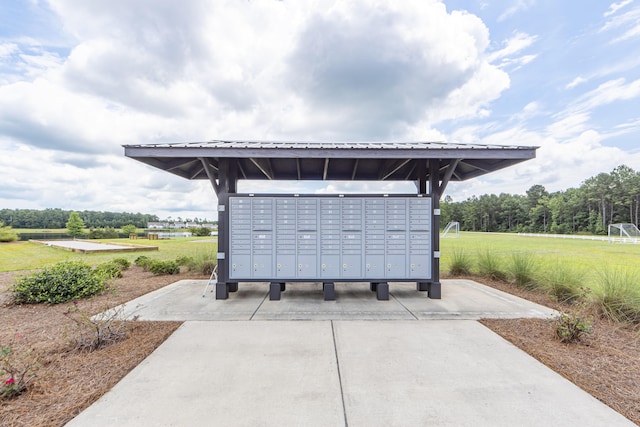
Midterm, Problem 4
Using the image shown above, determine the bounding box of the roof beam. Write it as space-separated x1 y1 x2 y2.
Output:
439 159 459 194
351 159 359 180
323 158 330 180
380 159 411 180
198 157 220 195
296 158 301 180
250 158 273 180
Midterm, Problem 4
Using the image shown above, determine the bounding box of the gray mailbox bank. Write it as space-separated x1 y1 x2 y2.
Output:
124 140 537 301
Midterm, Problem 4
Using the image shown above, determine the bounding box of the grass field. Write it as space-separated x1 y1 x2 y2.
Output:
2 231 639 273
0 237 218 272
440 232 640 276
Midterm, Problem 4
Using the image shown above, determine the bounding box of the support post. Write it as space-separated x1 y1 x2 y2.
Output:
428 159 442 299
269 282 281 300
376 282 389 300
215 158 238 300
323 282 335 301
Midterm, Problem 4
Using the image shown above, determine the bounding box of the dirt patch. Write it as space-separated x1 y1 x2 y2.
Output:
0 266 205 427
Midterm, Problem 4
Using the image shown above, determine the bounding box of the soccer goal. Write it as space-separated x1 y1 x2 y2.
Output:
608 223 640 243
441 221 460 238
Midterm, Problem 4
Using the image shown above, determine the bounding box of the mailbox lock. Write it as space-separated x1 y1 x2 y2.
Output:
322 263 326 270
298 263 302 270
411 263 415 270
277 263 282 269
387 263 392 270
254 263 258 270
366 263 371 270
232 263 237 269
343 263 347 269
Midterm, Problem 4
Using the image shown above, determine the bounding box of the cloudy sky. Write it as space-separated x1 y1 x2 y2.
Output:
1 0 639 221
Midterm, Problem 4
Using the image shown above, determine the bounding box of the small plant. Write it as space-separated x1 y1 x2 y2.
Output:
111 257 131 270
135 255 153 271
449 249 472 276
476 250 507 281
590 266 640 324
175 255 194 267
64 301 138 351
94 261 124 279
12 260 106 304
507 251 539 290
149 260 180 275
0 334 40 399
554 312 592 343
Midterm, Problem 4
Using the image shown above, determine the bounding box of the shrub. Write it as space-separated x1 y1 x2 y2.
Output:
554 312 592 343
94 261 124 279
175 255 194 267
63 301 138 351
111 257 131 270
590 267 640 324
87 227 118 239
476 250 507 282
12 260 106 304
135 255 152 271
540 262 585 304
149 260 180 275
121 224 137 235
449 249 472 276
507 251 539 290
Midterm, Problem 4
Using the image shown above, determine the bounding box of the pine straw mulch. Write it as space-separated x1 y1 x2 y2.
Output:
463 276 640 425
0 266 207 427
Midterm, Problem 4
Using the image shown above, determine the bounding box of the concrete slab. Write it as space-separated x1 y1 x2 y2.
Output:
31 239 158 253
66 320 634 427
117 280 268 321
66 321 345 427
333 320 633 426
393 279 558 319
114 279 557 321
253 282 416 320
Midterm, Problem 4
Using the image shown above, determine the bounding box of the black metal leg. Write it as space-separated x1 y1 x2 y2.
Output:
323 282 335 301
280 282 286 292
417 282 429 291
269 282 281 300
216 282 228 300
428 282 441 299
228 282 238 292
376 282 389 301
370 282 378 292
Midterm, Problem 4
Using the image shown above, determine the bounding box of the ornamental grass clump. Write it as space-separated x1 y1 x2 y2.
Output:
11 260 106 304
590 266 640 324
507 251 540 290
540 262 585 304
448 249 473 276
476 250 507 282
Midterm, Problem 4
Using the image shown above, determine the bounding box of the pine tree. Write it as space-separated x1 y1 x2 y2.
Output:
66 212 85 238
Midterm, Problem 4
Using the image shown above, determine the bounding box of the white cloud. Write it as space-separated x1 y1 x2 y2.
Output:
497 0 536 22
566 76 587 89
571 78 640 113
601 4 640 42
604 0 633 17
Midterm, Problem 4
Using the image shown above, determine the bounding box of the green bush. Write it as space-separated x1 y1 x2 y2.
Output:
94 261 124 279
149 260 180 275
541 263 584 304
476 251 507 282
121 224 137 235
12 260 106 304
449 249 472 276
590 267 640 324
135 255 152 271
175 255 194 266
507 251 539 290
111 257 131 270
87 227 118 239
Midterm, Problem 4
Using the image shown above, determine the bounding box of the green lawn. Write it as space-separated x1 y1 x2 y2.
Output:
0 237 218 272
2 232 639 275
440 232 640 274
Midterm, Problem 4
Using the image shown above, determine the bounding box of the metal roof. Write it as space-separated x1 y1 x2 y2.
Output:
123 140 537 183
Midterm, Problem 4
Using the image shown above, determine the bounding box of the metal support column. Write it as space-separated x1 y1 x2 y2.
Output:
428 158 442 299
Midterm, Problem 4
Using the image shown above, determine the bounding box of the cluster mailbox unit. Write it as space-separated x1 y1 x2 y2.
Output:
123 140 537 301
228 194 432 300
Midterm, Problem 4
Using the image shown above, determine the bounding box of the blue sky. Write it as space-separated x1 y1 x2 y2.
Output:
1 0 639 220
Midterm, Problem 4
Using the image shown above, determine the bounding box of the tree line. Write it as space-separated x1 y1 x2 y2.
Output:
0 208 159 229
441 165 640 234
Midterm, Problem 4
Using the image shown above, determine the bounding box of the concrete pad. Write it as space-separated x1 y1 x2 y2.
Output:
253 282 415 320
116 280 268 321
114 279 557 321
66 321 345 427
333 320 634 427
393 280 558 320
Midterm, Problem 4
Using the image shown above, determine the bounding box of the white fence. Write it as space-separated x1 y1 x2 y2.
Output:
517 233 640 244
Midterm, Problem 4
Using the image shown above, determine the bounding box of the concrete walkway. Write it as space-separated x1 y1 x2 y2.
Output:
66 280 635 426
